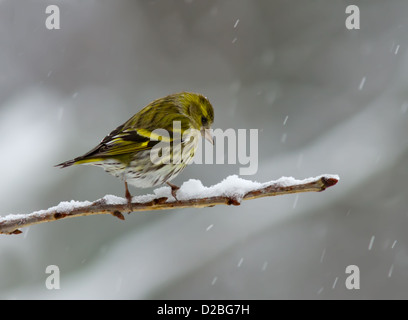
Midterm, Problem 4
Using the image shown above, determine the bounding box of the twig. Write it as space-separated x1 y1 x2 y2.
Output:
0 174 339 235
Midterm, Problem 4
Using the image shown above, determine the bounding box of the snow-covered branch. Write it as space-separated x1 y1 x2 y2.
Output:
0 174 339 235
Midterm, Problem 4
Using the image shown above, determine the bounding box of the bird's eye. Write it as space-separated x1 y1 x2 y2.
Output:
201 116 208 126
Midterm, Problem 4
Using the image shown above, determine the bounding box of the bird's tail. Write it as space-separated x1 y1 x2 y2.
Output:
55 155 104 168
55 158 79 168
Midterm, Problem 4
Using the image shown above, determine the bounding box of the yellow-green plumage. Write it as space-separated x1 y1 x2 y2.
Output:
56 92 214 198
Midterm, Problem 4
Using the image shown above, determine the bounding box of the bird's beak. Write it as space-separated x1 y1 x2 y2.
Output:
201 128 214 144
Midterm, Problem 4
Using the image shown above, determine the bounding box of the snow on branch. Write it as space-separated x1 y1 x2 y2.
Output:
0 174 339 235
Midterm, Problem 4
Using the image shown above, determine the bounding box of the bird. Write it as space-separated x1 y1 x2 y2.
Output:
56 92 214 207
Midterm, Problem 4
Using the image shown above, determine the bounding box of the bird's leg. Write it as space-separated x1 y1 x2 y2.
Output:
124 181 133 211
166 182 180 201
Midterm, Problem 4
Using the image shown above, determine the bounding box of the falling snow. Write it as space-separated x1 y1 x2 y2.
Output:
388 264 394 278
320 248 326 263
332 277 338 289
359 77 366 90
293 194 299 209
368 236 375 251
237 258 244 268
23 226 30 239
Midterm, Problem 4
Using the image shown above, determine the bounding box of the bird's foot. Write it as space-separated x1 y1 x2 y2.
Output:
166 182 180 201
125 181 133 212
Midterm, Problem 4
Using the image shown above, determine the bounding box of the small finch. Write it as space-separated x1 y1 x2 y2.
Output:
56 92 214 206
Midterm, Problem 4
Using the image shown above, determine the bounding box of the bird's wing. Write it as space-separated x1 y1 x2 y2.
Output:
60 109 196 168
79 126 159 160
79 114 192 160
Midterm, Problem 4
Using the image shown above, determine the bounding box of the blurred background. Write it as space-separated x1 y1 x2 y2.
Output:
1 0 408 299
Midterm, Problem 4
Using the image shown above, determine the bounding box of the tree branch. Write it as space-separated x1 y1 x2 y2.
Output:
0 174 339 235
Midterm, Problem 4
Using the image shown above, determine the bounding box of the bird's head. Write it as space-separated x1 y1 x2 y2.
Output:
180 92 214 144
